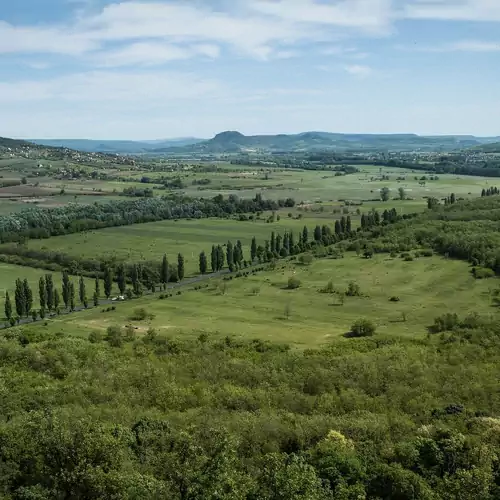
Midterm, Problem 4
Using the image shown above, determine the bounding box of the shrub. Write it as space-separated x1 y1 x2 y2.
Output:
430 313 460 333
404 255 414 262
320 280 335 294
472 267 495 279
345 281 361 297
128 308 154 321
390 296 400 302
390 251 398 258
421 249 434 257
105 325 123 347
287 276 301 290
89 330 103 343
350 319 376 337
298 254 314 265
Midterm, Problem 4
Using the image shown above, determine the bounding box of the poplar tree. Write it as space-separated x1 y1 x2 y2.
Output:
15 279 25 318
251 237 257 262
199 251 208 274
79 276 86 305
4 292 12 320
39 276 47 310
104 266 113 299
211 246 217 273
178 253 185 281
23 279 33 316
62 271 70 309
226 242 234 272
217 245 225 271
45 274 54 311
117 264 126 295
160 255 170 288
69 282 76 311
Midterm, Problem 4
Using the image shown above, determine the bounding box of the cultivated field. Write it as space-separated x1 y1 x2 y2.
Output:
29 253 497 346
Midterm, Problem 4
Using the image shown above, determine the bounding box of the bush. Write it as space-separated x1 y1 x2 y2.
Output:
320 280 335 294
350 319 376 337
89 330 103 343
298 254 314 265
390 296 400 302
430 313 459 333
472 267 495 279
128 308 154 321
345 281 361 297
287 276 301 290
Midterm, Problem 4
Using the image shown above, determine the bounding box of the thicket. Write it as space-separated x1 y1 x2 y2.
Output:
1 325 500 498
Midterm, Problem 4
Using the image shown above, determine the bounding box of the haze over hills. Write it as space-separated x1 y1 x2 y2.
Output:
29 137 205 154
8 132 500 155
154 131 500 154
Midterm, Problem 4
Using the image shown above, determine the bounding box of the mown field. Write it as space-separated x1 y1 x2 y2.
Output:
29 253 497 346
15 216 329 274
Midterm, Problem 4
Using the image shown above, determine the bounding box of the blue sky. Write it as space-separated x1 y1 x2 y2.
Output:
1 0 500 139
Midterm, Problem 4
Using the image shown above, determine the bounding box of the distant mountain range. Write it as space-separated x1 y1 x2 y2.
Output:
149 131 500 154
15 132 500 155
29 137 204 154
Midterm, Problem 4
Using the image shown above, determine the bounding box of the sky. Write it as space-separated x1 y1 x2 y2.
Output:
1 0 500 140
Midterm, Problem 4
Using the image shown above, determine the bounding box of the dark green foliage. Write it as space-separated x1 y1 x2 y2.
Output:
199 251 208 274
129 308 154 321
251 237 257 262
22 279 33 316
45 274 54 311
177 253 185 281
4 291 12 320
350 318 376 337
380 186 390 202
117 264 126 294
79 276 86 305
93 291 99 307
69 282 75 311
103 266 113 299
160 254 170 287
226 242 235 272
62 270 70 308
131 264 142 297
471 267 495 279
38 276 46 310
287 276 301 289
346 281 361 297
14 279 25 318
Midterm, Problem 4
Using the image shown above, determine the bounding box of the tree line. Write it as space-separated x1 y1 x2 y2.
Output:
0 193 294 244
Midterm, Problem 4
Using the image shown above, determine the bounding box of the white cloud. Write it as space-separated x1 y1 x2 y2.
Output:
344 64 373 77
399 39 500 52
404 0 500 22
0 0 395 63
250 0 394 32
94 42 220 67
0 20 97 55
0 70 222 104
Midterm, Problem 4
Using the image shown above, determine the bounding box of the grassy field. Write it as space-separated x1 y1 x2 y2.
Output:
28 253 497 347
0 262 100 311
0 158 495 214
15 217 330 274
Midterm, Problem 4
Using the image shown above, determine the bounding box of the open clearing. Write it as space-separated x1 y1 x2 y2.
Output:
31 254 497 347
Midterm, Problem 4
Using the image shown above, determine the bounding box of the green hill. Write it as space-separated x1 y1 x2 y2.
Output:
155 131 500 154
